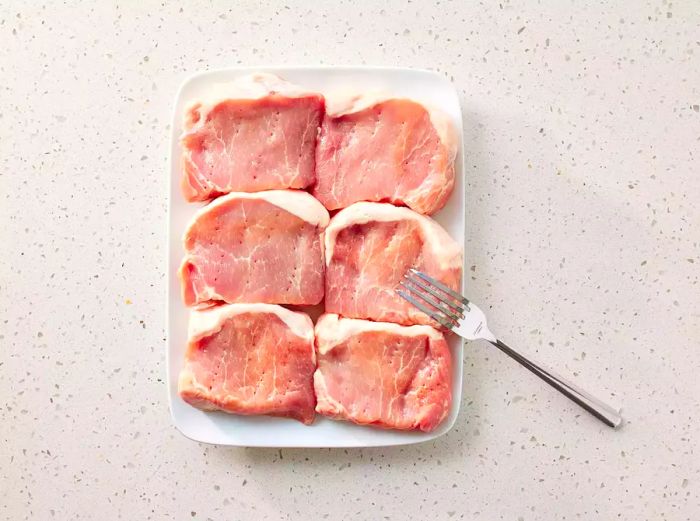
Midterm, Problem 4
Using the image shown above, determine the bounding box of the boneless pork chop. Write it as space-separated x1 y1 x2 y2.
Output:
179 190 329 307
325 202 462 326
179 303 317 424
181 73 324 202
314 314 451 431
313 95 457 215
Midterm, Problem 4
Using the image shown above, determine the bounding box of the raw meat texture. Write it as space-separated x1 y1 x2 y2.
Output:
181 73 324 202
178 303 317 424
324 202 462 326
314 314 451 432
179 190 329 307
313 95 457 215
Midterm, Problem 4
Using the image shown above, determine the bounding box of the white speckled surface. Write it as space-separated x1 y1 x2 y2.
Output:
1 1 699 519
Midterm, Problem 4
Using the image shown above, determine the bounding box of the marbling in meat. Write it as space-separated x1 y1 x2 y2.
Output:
313 95 457 215
313 314 451 432
178 303 317 424
179 190 329 307
181 73 324 201
324 202 462 326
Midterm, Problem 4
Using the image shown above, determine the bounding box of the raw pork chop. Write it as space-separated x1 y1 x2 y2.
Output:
181 73 324 202
314 314 451 431
179 303 316 424
313 95 457 215
325 202 462 326
179 190 329 307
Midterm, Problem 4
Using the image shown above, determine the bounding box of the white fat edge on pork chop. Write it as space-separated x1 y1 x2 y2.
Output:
182 189 330 241
188 303 315 345
324 91 459 163
314 313 445 354
323 202 462 269
182 73 321 132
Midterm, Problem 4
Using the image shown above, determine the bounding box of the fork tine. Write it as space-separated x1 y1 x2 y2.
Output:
399 280 464 323
396 290 455 330
402 274 465 315
409 269 469 307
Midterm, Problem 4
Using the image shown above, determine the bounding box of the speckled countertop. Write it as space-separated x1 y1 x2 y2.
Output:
1 1 699 519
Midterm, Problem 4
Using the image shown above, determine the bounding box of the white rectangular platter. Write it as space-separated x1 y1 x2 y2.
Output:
167 66 465 447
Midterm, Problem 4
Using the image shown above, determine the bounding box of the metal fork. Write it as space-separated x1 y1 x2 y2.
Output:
397 269 622 429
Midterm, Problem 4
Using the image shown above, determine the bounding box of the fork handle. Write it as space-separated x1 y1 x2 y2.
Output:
488 339 623 429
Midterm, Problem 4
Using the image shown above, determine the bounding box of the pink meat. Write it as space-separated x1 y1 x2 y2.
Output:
181 74 324 202
314 314 451 432
313 97 456 215
179 304 316 424
179 190 329 307
324 202 462 326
